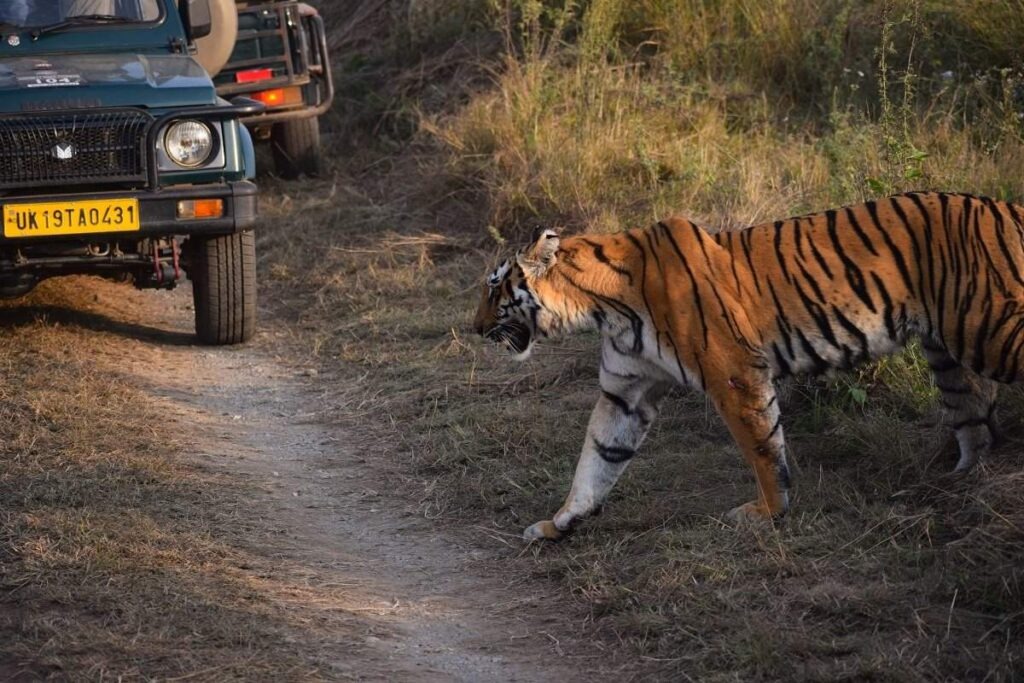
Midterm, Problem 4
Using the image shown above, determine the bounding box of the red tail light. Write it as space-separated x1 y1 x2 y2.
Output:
236 68 274 84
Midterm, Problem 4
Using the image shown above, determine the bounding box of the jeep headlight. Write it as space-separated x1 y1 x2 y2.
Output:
164 120 214 168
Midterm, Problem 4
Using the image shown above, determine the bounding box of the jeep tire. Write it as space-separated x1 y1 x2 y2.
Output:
271 117 322 179
189 231 257 345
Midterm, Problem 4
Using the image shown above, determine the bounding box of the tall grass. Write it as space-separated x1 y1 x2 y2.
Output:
427 0 1024 237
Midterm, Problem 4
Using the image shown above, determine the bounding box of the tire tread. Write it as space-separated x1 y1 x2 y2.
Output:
191 231 256 345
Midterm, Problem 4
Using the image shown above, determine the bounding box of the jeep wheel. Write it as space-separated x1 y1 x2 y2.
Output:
189 231 257 345
271 117 322 179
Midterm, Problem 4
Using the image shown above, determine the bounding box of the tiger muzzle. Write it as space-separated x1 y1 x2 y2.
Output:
484 321 532 355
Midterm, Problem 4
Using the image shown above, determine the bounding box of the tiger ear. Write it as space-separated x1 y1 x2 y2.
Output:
517 228 560 278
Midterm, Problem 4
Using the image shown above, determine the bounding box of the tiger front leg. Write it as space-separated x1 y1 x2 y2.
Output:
523 374 667 541
710 374 791 523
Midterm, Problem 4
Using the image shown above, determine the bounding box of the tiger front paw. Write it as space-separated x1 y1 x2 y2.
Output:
523 519 565 541
726 500 774 525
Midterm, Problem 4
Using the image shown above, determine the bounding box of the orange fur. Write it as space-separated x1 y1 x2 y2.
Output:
476 193 1022 538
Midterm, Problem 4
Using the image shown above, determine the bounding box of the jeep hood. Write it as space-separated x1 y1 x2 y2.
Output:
0 54 217 112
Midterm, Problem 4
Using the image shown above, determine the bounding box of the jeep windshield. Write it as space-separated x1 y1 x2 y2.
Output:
0 1 162 28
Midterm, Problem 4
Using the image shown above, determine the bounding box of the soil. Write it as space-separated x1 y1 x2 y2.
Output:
8 277 627 682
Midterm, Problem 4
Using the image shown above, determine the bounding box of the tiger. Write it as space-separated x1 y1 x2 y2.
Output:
473 191 1022 541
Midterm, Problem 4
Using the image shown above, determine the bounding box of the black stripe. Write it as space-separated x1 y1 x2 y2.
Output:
627 232 660 358
771 342 792 378
954 271 978 363
865 200 914 294
661 222 710 350
807 229 835 279
601 389 631 410
708 286 759 355
869 272 897 340
756 395 778 413
991 203 1024 289
600 356 639 380
740 228 763 295
767 280 796 360
773 220 792 284
826 209 876 313
693 353 707 391
978 198 1012 296
691 222 714 269
792 277 841 350
1006 203 1024 251
1004 322 1024 381
794 328 829 375
831 306 870 362
593 438 636 463
936 247 949 351
988 300 1018 341
794 255 827 303
602 389 634 416
560 251 586 272
972 299 993 374
994 312 1024 381
793 218 806 261
661 314 690 386
846 207 880 256
941 195 966 326
583 238 634 285
905 194 938 332
643 226 664 273
725 231 743 293
553 269 645 354
891 197 932 335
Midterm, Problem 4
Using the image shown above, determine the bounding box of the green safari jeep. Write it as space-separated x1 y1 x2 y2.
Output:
211 1 334 179
0 0 263 345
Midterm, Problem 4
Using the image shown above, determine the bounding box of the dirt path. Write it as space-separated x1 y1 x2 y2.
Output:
15 278 623 681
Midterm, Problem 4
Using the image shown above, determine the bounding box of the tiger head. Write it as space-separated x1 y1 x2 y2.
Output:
473 228 561 360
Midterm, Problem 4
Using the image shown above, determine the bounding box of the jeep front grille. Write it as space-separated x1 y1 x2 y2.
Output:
0 109 153 190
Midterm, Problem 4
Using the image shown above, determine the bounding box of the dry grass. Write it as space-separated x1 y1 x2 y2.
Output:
254 2 1024 677
0 287 365 681
256 166 1024 678
429 46 1024 240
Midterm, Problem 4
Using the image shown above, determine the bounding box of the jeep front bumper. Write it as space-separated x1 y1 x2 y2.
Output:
0 180 258 246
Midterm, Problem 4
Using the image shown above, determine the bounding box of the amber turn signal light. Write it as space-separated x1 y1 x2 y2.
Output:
251 86 303 107
177 199 224 220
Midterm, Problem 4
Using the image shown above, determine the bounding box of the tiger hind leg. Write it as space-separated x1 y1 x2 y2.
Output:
920 337 998 472
710 372 790 522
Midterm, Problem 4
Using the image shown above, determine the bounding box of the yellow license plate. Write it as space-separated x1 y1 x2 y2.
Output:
3 199 140 239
